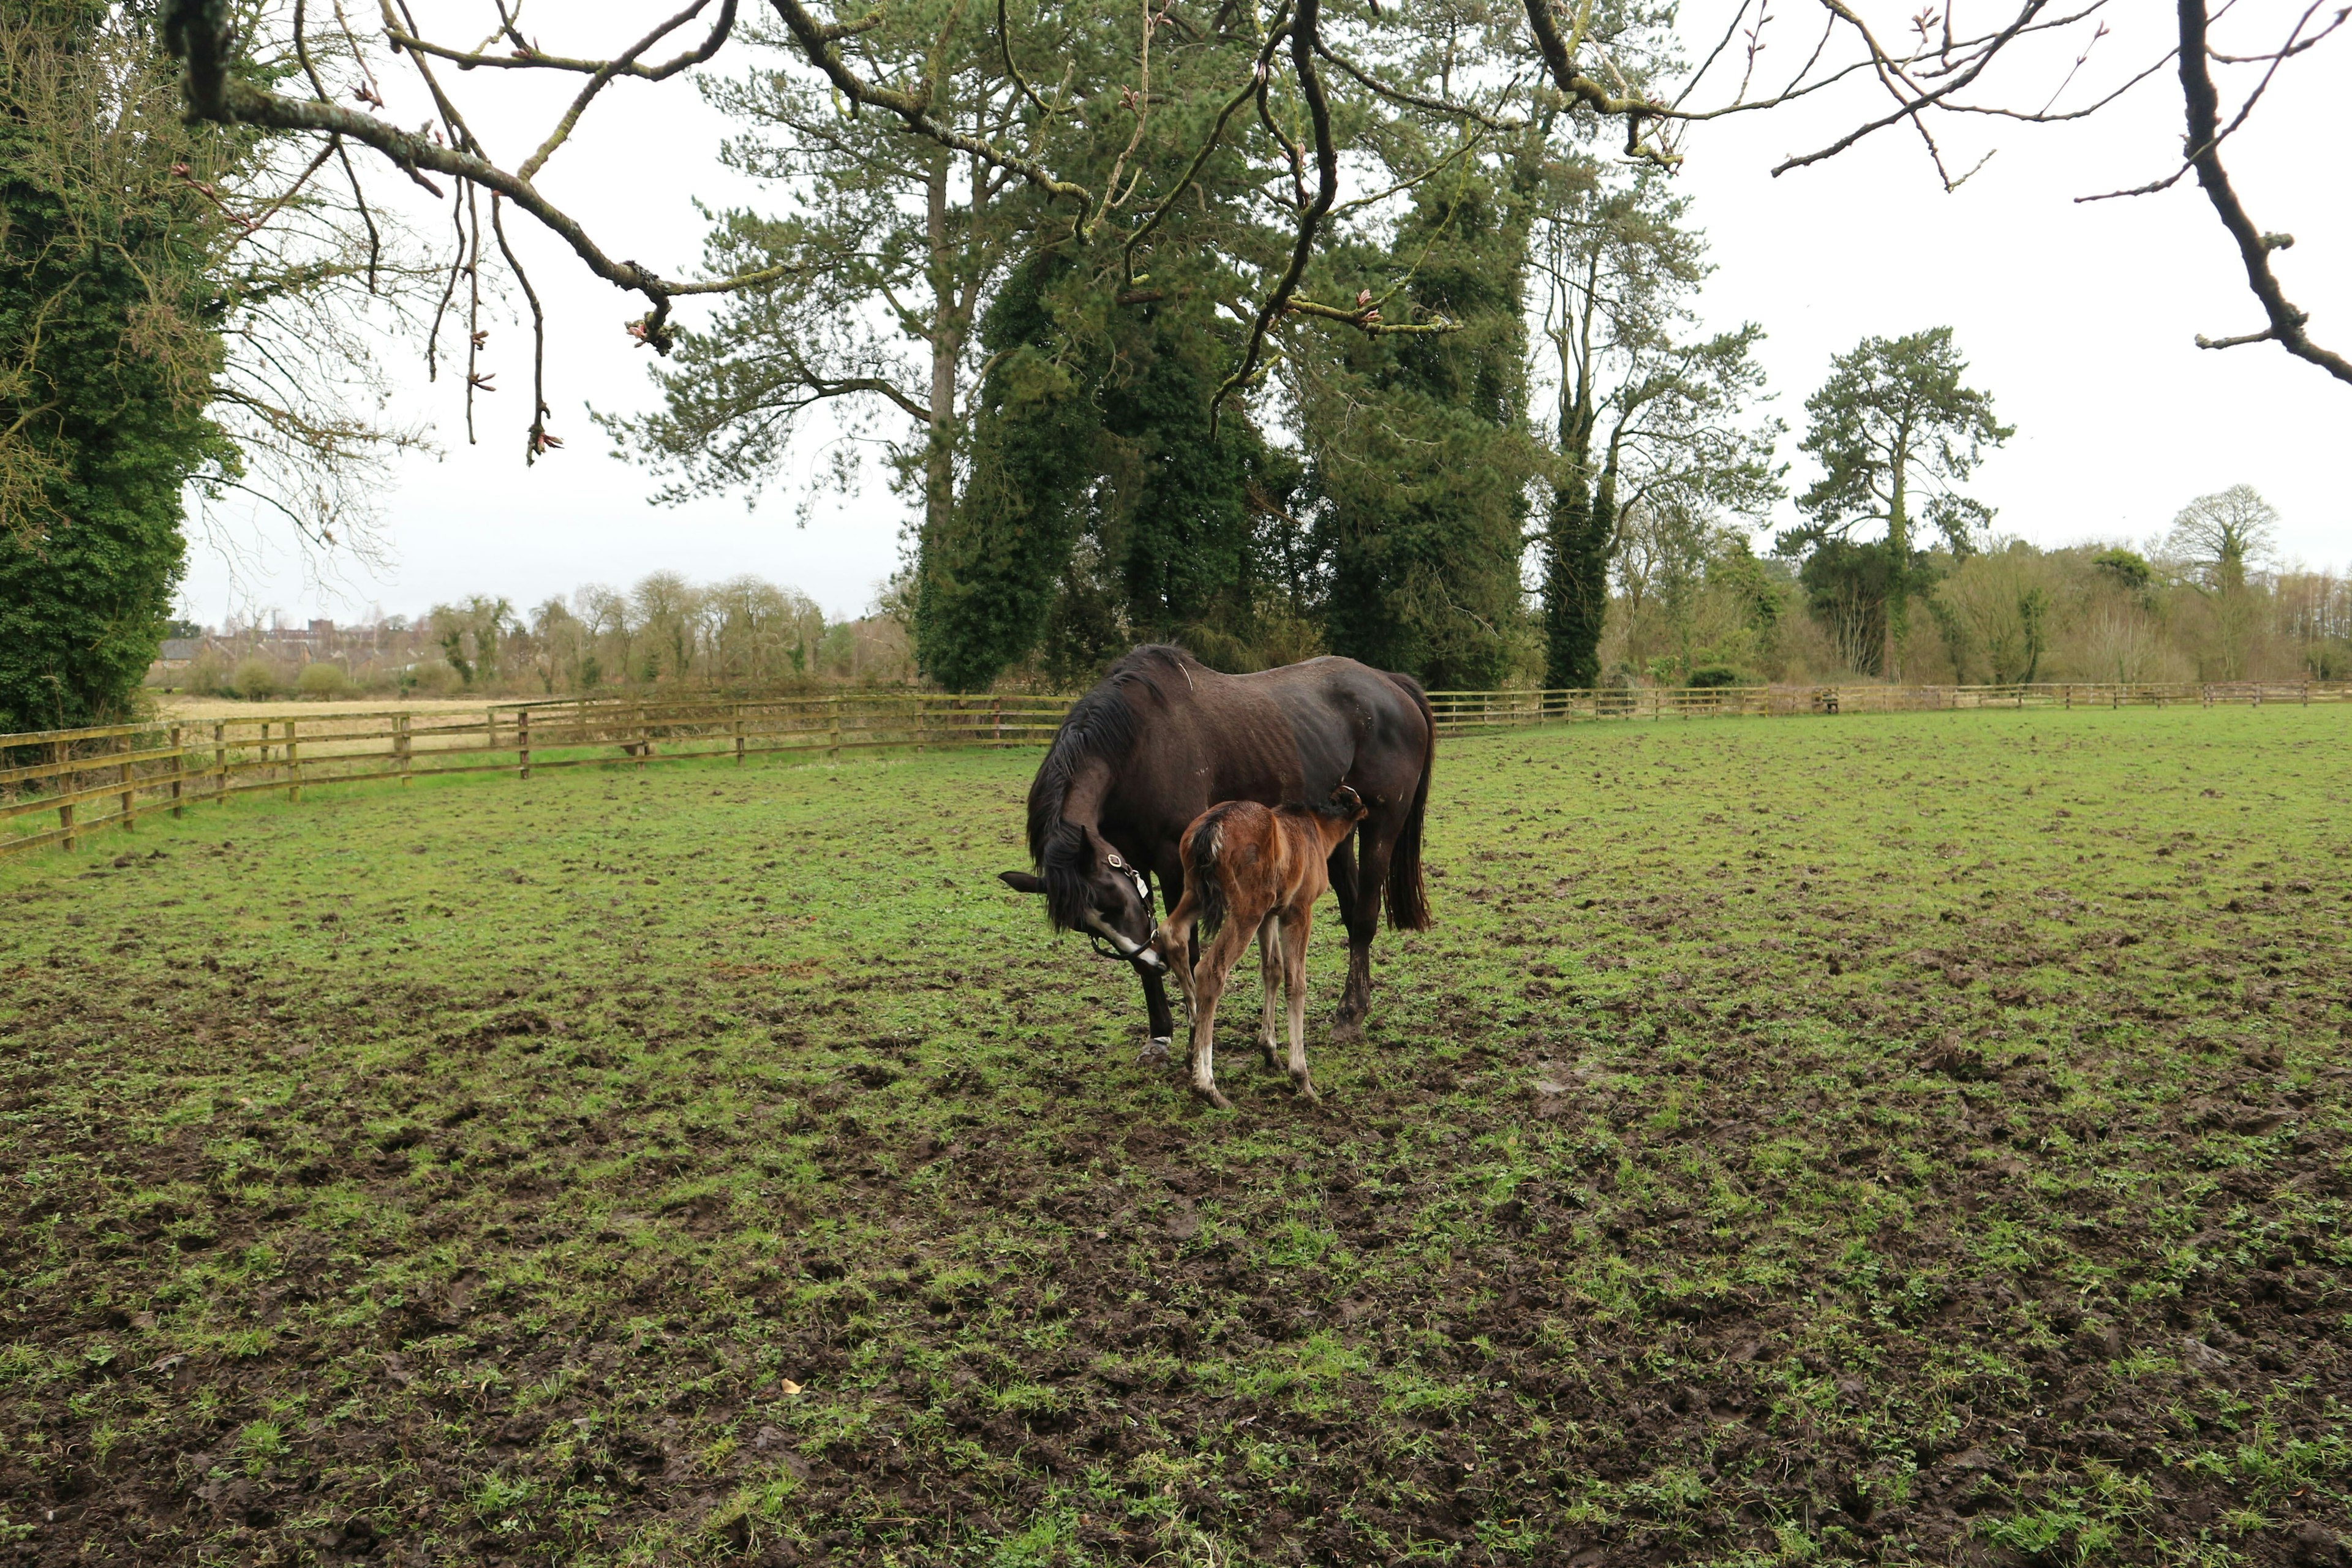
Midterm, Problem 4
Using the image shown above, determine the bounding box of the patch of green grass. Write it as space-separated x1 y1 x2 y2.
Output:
2 706 2350 1564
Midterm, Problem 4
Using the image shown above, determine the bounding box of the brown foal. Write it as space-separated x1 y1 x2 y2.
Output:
1148 787 1370 1109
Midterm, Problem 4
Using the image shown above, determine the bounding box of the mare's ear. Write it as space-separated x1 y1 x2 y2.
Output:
998 870 1045 894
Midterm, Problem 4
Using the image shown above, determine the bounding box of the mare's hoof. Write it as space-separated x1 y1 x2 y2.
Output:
1329 1016 1365 1044
1138 1036 1172 1065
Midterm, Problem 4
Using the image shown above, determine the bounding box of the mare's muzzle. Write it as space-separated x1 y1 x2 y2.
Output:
1084 909 1167 973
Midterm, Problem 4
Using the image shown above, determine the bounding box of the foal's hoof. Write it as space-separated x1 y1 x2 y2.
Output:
1195 1085 1233 1111
1137 1036 1172 1065
1292 1075 1321 1103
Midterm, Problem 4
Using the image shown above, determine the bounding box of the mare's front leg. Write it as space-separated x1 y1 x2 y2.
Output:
1280 905 1318 1101
1134 859 1186 1063
1136 965 1175 1063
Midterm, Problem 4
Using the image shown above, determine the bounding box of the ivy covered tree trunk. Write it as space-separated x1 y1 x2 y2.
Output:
913 255 1093 691
1102 301 1261 651
1308 165 1538 690
1 0 232 731
1542 471 1608 690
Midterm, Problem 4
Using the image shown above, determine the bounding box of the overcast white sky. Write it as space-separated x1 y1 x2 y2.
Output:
179 1 2350 629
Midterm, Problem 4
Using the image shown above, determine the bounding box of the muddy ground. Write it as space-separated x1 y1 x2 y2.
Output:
2 707 2348 1566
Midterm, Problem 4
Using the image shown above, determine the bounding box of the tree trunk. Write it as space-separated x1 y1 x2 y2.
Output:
1885 462 1908 680
924 151 960 560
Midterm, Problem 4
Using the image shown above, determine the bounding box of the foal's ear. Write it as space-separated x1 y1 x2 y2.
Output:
998 870 1045 894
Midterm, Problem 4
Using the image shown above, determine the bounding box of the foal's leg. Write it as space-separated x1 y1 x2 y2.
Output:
1256 914 1284 1072
1152 904 1200 1021
1186 921 1253 1111
1280 903 1317 1101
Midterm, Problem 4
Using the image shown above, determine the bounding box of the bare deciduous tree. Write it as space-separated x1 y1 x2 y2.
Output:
151 0 2349 467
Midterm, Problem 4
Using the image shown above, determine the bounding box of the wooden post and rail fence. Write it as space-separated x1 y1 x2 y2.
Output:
3 679 2344 859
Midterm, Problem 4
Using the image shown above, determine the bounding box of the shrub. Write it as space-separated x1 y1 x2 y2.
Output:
404 662 460 697
230 658 281 700
296 662 348 698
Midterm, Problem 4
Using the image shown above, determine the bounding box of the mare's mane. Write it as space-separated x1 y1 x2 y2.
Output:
1027 644 1199 931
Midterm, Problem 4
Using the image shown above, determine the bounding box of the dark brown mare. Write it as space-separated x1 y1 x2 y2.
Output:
998 646 1434 1055
1150 788 1370 1107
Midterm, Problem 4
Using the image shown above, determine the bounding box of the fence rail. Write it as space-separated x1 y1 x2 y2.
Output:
1420 679 2348 728
4 680 2343 858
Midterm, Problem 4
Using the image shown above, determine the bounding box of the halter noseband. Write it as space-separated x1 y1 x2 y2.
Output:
1085 850 1156 965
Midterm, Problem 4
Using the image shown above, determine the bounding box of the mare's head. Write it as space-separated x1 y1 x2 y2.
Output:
1000 821 1164 973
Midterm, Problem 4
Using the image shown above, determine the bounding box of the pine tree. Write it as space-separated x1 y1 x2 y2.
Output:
1790 327 2010 679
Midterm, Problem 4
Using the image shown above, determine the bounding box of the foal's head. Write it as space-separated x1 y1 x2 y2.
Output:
1293 785 1370 847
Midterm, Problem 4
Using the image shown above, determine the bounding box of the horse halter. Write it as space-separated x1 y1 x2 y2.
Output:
1085 850 1155 964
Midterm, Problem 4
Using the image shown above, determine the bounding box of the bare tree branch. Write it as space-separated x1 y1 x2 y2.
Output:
2174 0 2352 382
1212 0 1337 430
162 0 786 352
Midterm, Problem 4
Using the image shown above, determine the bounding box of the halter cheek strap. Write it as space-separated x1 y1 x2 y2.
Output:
1085 851 1164 972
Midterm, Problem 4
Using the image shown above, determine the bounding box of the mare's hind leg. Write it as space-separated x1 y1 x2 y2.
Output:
1280 905 1318 1101
1257 915 1283 1071
1186 922 1252 1111
1332 820 1401 1041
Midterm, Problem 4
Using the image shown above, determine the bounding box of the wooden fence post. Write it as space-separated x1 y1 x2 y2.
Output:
828 695 841 763
55 740 75 850
118 728 136 831
398 714 413 785
519 707 532 780
213 723 227 798
170 725 185 816
287 720 301 802
734 702 745 766
636 698 650 767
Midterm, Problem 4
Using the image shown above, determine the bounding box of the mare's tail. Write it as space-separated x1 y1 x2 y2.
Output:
1382 673 1436 930
1185 806 1236 938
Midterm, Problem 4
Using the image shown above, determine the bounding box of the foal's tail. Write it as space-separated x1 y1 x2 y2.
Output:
1185 805 1237 938
1383 672 1436 931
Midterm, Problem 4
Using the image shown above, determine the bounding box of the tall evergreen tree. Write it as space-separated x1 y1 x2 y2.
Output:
1303 162 1538 690
914 253 1099 690
0 1 240 731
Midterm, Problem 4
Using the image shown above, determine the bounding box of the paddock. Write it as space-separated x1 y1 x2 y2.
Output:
1 705 2346 1564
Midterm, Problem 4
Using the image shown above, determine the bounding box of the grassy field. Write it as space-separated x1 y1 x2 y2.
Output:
2 707 2348 1567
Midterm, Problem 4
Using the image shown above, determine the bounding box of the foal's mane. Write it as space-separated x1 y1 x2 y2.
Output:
1027 644 1197 931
